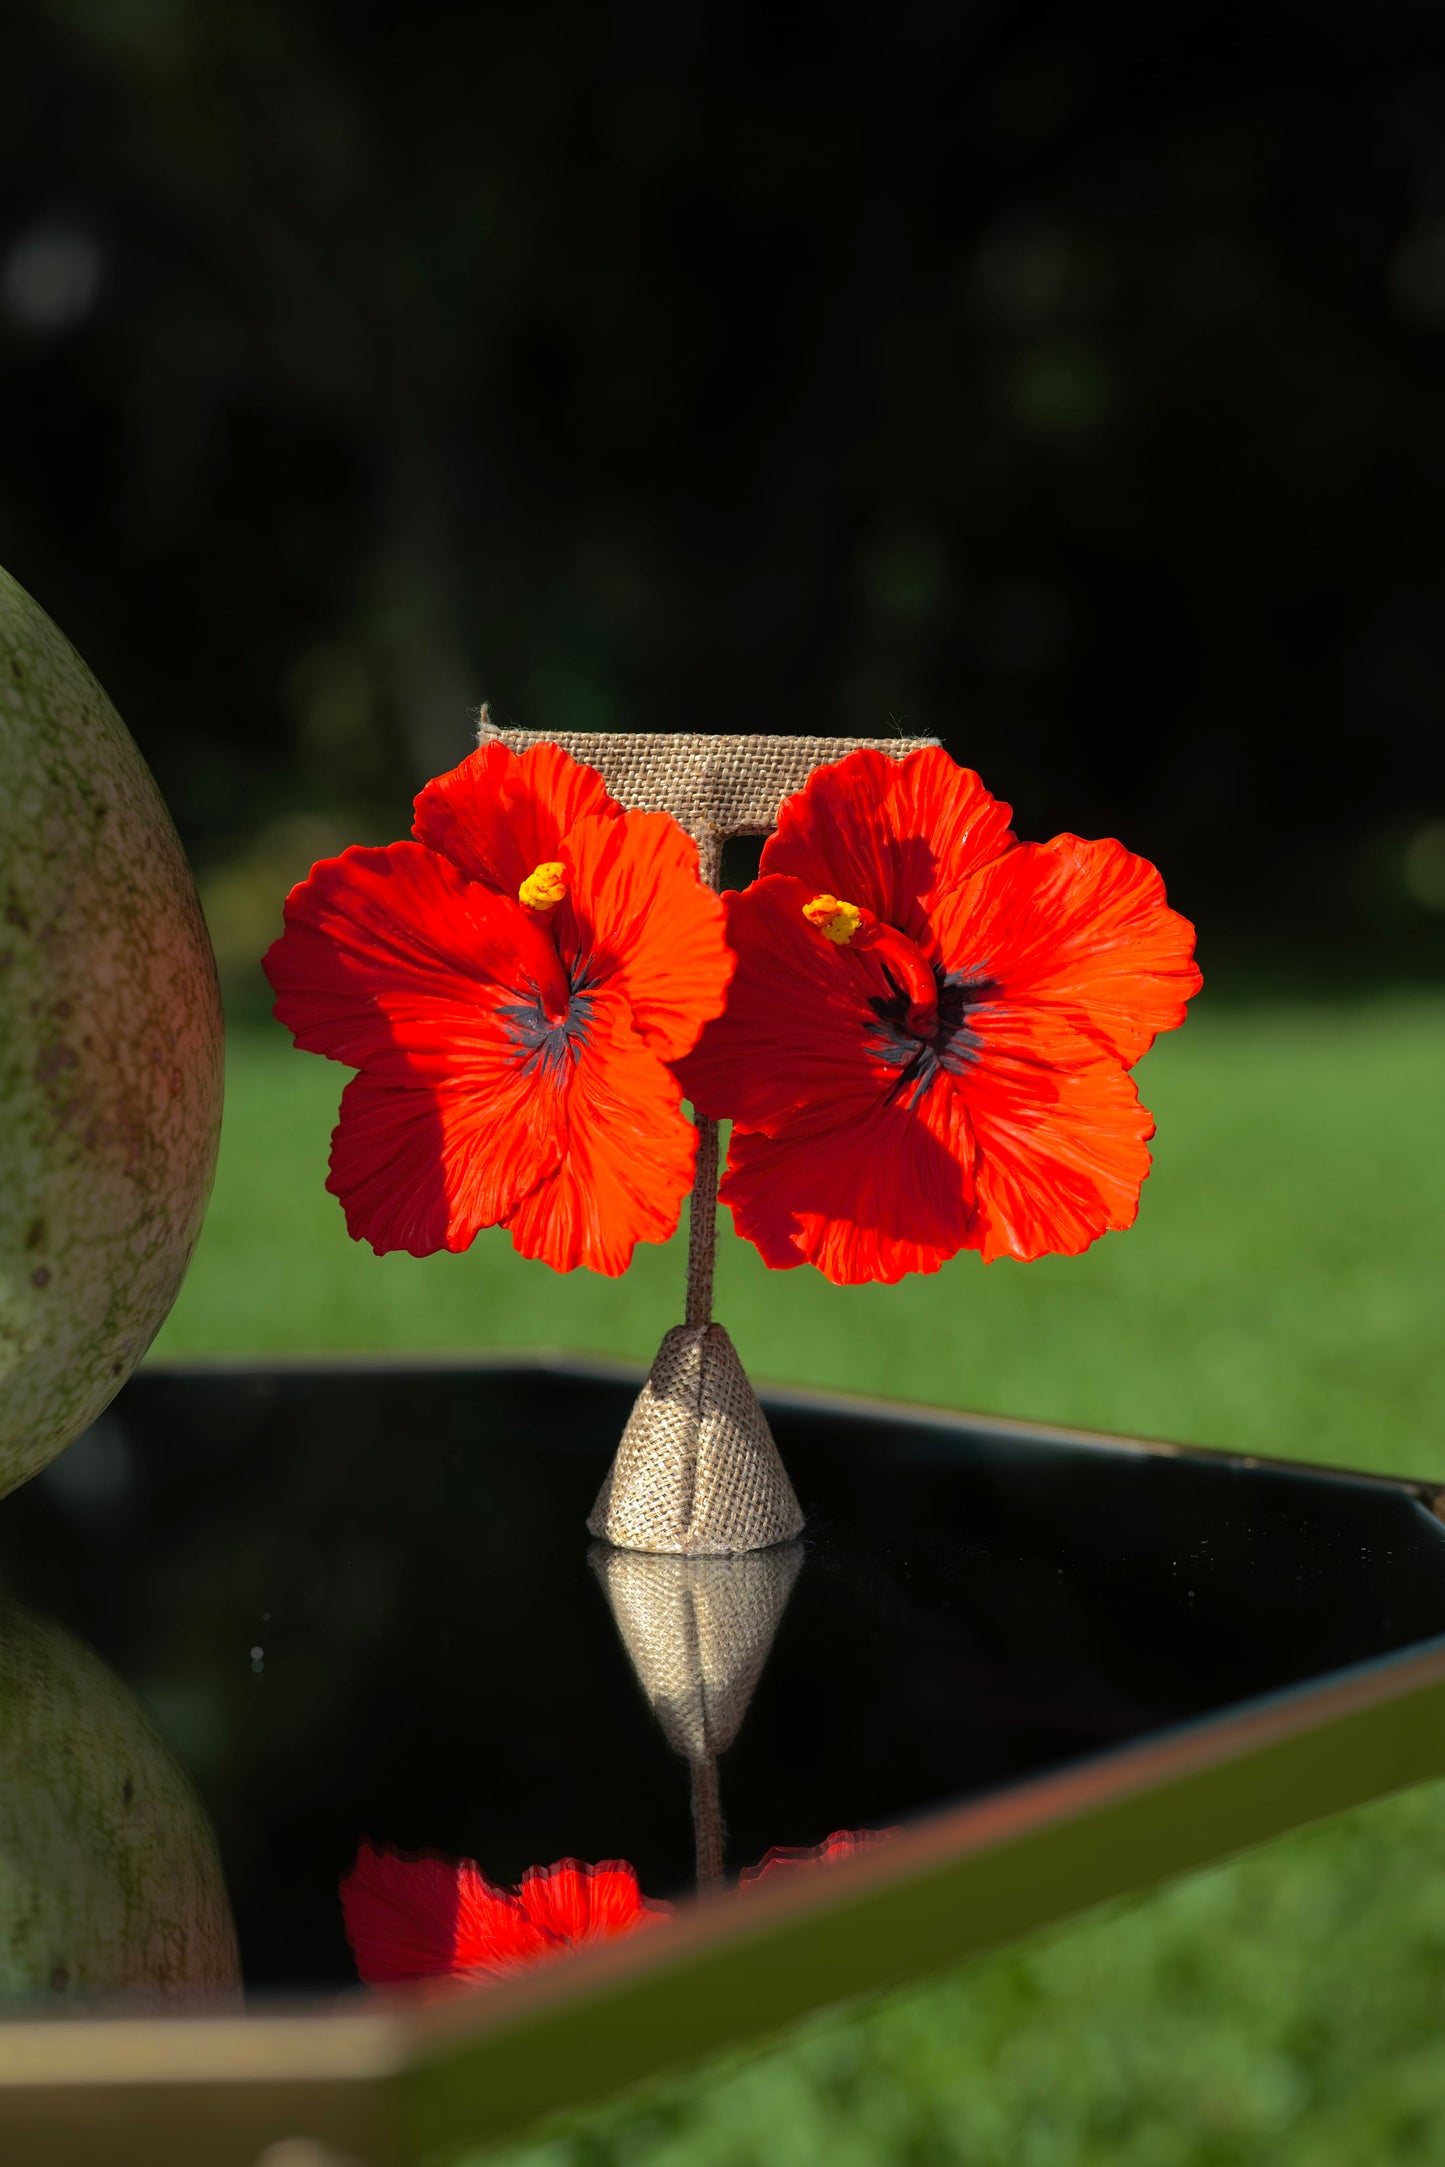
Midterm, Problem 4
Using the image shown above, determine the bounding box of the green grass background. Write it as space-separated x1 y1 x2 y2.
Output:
155 996 1445 2164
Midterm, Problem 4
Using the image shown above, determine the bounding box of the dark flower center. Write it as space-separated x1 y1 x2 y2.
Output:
867 963 996 1105
499 968 597 1083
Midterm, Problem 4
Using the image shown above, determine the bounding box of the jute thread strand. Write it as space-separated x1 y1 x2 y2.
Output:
685 1117 720 1330
480 720 937 1553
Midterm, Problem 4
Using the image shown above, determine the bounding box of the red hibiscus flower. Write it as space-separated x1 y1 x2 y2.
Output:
263 740 733 1274
679 746 1200 1283
738 1828 897 1887
340 1840 671 1987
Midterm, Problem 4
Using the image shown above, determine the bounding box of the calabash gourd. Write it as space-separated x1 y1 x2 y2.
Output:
0 566 222 1499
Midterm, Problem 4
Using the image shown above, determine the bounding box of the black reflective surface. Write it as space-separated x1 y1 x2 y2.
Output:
2 1360 1445 2001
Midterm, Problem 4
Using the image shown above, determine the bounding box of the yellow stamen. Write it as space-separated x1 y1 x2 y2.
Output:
802 893 862 945
518 860 568 912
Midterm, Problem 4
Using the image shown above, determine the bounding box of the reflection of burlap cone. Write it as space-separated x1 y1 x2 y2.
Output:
589 1541 804 1760
587 1324 804 1556
591 1540 803 1891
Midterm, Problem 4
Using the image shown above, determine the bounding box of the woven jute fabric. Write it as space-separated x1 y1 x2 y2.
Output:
587 1324 804 1555
477 720 939 856
482 721 936 1553
589 1541 803 1761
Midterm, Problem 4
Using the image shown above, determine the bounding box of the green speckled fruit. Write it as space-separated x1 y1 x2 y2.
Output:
0 1594 239 2006
0 566 223 1499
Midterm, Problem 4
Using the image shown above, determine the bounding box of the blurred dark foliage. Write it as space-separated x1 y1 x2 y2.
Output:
2 0 1444 974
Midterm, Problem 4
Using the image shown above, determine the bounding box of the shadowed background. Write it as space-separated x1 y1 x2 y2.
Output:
3 3 1445 2162
4 0 1445 990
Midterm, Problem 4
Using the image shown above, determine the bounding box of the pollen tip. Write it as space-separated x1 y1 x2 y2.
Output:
802 893 862 945
519 860 568 911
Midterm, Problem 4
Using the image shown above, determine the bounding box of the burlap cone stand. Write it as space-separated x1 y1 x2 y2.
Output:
590 1541 803 1890
482 720 936 1555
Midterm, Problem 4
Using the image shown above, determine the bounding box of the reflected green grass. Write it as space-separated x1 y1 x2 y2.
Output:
154 995 1445 2164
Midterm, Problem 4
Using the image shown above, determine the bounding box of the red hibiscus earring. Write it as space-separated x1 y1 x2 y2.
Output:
262 739 733 1276
678 745 1202 1283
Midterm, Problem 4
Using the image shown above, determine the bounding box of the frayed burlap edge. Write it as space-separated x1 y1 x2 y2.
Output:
481 721 937 1554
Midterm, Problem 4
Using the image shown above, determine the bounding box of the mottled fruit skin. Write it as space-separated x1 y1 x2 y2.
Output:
0 1594 240 2005
0 566 223 1498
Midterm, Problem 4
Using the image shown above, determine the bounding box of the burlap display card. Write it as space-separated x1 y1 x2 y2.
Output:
481 721 938 1556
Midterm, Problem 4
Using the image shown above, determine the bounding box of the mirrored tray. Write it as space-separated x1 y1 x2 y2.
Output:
3 1356 1445 2165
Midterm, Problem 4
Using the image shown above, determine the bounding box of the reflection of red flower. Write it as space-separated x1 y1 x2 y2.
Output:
263 741 732 1274
341 1841 671 1986
679 747 1201 1283
738 1828 897 1887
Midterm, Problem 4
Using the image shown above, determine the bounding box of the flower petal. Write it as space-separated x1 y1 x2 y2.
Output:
962 1025 1156 1262
341 1842 541 1985
504 992 698 1275
739 1828 897 1886
411 739 621 897
936 835 1201 1066
761 746 1016 950
326 1063 564 1256
677 876 899 1133
263 841 554 1082
559 809 734 1061
721 1078 975 1285
515 1860 668 1945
